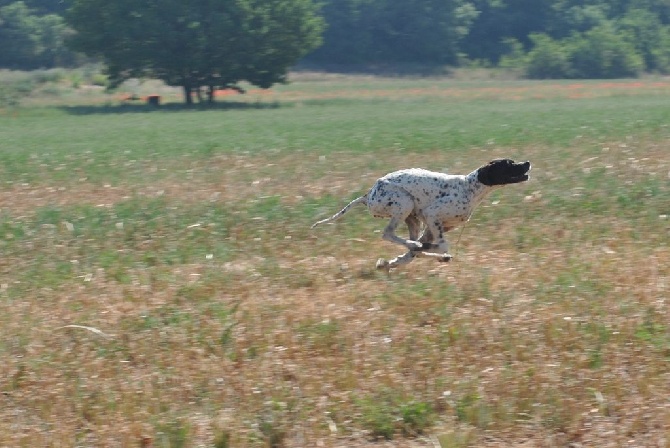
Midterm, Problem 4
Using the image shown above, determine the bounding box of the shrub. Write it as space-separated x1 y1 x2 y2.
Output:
565 24 644 78
400 401 434 436
90 73 108 87
0 84 21 108
649 39 670 74
155 419 190 448
524 24 645 79
616 8 670 73
358 392 436 440
213 430 231 448
0 71 36 107
525 33 571 79
31 68 66 84
258 409 288 448
498 38 527 70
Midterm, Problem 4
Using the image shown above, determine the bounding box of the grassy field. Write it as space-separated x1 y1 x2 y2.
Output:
1 73 669 447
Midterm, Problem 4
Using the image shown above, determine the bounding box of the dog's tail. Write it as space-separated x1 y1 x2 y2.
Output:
311 195 368 229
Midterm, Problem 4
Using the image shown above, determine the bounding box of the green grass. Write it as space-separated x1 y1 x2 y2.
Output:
1 73 669 447
3 79 670 185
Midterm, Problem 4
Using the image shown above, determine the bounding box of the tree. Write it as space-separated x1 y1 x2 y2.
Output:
0 2 39 68
305 0 478 66
523 23 644 79
617 7 670 72
0 1 75 69
66 0 324 104
0 0 70 15
566 23 643 78
461 0 555 63
524 33 571 78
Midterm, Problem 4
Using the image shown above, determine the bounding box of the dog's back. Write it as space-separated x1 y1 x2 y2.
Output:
376 168 465 205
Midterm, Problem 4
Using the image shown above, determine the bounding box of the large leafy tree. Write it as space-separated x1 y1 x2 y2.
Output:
66 0 323 104
0 2 38 68
0 0 70 15
0 1 75 69
461 0 556 62
306 0 478 66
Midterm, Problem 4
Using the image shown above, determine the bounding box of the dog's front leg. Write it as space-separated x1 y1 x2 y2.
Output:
376 248 452 271
413 228 452 262
376 223 452 270
413 251 452 263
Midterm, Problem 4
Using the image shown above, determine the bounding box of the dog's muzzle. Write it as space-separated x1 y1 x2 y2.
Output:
511 161 531 183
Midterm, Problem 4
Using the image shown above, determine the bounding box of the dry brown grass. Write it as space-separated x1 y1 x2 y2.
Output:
1 74 669 446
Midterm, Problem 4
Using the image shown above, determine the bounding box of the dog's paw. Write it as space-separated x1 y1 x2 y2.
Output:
375 258 390 271
437 254 453 263
419 242 440 251
406 240 424 251
407 240 434 251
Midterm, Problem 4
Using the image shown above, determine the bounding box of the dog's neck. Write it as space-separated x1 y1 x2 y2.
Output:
466 169 502 205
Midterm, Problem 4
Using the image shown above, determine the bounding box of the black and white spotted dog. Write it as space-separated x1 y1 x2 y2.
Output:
312 158 531 270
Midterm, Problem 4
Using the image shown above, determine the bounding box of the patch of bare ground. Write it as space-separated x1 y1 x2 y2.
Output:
1 141 668 447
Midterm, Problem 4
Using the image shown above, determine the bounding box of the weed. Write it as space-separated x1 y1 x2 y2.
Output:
587 346 604 369
399 401 434 436
213 430 231 448
155 419 190 448
257 402 290 448
1 74 669 447
437 429 476 448
358 396 397 440
635 309 669 353
297 319 341 352
455 391 491 428
357 392 436 440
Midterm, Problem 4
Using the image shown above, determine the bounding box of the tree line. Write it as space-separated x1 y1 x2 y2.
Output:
0 1 77 68
305 0 670 78
2 0 670 93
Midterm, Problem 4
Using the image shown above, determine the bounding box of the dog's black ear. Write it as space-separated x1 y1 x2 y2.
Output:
476 160 502 186
477 165 491 185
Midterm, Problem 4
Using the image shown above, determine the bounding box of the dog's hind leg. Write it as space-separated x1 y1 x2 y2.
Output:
382 214 424 250
376 251 417 271
375 215 424 271
376 228 450 270
405 214 422 242
376 219 454 270
377 249 451 271
367 183 423 251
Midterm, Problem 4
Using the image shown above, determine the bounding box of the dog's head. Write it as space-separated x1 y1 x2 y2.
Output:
476 158 531 186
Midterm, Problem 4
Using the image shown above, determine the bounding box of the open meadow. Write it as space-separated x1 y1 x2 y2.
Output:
1 73 669 447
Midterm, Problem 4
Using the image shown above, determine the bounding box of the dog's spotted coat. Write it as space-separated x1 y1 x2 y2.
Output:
312 159 531 270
